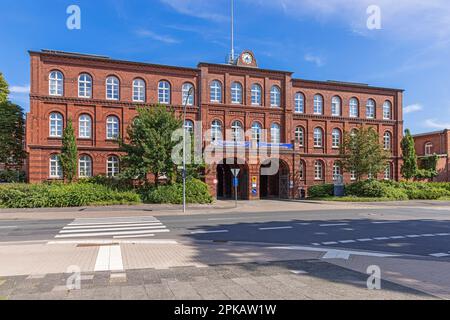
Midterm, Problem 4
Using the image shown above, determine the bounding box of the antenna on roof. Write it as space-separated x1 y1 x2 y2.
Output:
227 0 236 64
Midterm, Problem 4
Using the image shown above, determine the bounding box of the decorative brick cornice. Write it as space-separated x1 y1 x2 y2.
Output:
293 113 399 125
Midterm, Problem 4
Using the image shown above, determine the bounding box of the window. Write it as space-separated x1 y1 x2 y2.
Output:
106 76 119 100
294 92 305 113
384 163 392 180
49 112 63 137
313 127 323 147
295 127 304 146
271 123 280 144
350 128 358 138
251 122 262 143
383 101 392 120
231 120 243 142
158 81 171 104
383 132 392 150
79 155 92 178
78 73 92 98
313 94 323 115
231 82 243 104
331 96 341 116
349 98 359 118
78 114 92 139
350 169 356 181
332 128 341 148
299 160 306 180
49 154 62 178
333 162 341 181
366 99 375 119
211 120 222 142
425 142 433 155
107 156 120 177
251 84 262 106
270 86 281 107
133 79 146 102
106 116 119 139
210 80 222 103
182 83 194 106
49 71 64 96
184 120 194 135
314 161 324 180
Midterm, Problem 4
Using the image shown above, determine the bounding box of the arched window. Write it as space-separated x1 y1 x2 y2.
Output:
295 127 304 147
299 160 306 180
314 160 324 180
78 114 92 139
332 128 341 148
231 120 243 142
182 83 194 106
210 80 222 103
251 84 262 106
383 131 392 150
49 154 62 178
271 123 281 144
270 86 281 107
184 120 194 135
384 163 392 180
251 122 262 143
158 80 171 104
211 120 222 142
106 116 119 139
350 169 357 181
49 112 63 137
49 71 64 96
79 155 93 178
107 156 120 177
133 79 146 102
313 94 323 114
333 162 341 181
366 99 376 119
231 82 243 104
106 76 119 100
294 92 305 113
425 142 433 155
313 127 323 147
349 98 359 118
78 73 92 98
331 96 341 116
383 101 392 120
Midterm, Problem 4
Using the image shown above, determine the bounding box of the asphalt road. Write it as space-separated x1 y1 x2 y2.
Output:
1 208 450 259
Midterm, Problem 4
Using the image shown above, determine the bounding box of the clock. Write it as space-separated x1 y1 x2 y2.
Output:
242 52 253 65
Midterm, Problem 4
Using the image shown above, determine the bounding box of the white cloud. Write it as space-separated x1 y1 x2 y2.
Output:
9 85 30 94
424 119 450 130
304 53 325 67
160 0 228 22
404 104 423 114
135 29 179 44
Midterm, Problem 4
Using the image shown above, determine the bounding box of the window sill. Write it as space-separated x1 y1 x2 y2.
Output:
48 136 62 140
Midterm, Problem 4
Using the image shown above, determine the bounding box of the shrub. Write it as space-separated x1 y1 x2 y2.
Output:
0 183 141 208
142 179 213 204
83 175 135 191
346 180 408 200
308 184 334 198
0 170 26 183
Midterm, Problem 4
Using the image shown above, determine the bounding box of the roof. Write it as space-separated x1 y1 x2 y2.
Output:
412 129 449 138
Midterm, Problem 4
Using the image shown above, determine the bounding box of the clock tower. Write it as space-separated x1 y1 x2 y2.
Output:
236 50 258 68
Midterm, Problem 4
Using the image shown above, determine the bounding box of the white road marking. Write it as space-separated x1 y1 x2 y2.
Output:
190 230 229 234
297 223 311 226
68 220 159 227
259 226 293 231
47 239 178 245
94 245 123 271
372 221 399 224
436 233 450 236
55 229 170 238
406 235 420 238
64 222 163 229
319 223 348 227
374 237 390 240
430 253 450 258
60 225 167 233
0 226 17 229
390 236 405 239
357 238 373 242
322 241 338 245
421 234 435 237
339 240 356 243
311 243 321 246
113 234 155 239
290 270 308 274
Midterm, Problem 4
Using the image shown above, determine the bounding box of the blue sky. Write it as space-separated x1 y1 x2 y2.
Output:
1 0 449 133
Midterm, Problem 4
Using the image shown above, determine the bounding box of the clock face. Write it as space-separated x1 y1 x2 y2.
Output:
242 53 253 64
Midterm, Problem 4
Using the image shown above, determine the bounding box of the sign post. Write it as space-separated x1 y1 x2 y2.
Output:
231 168 240 208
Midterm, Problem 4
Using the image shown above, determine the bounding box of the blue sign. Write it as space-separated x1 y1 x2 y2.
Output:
252 188 257 195
233 177 239 187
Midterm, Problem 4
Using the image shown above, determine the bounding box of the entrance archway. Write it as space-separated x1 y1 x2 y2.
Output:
216 158 249 200
260 158 290 199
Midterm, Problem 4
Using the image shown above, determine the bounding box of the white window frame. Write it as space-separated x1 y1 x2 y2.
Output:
349 98 359 118
270 86 281 107
49 71 64 96
313 94 323 115
331 96 341 116
231 82 243 104
78 73 92 98
384 132 392 150
182 83 194 106
106 116 119 140
383 101 392 120
299 161 305 180
210 80 222 103
295 127 304 146
184 120 194 135
49 112 63 138
211 120 222 142
78 114 92 139
366 99 375 119
107 156 120 177
333 163 341 181
350 170 357 181
271 123 281 144
133 79 146 102
251 122 262 143
425 142 433 155
295 92 305 113
332 129 341 148
106 76 119 100
251 84 262 106
49 154 62 178
314 161 324 180
384 164 392 180
79 155 92 178
158 81 171 104
231 120 243 142
313 127 323 147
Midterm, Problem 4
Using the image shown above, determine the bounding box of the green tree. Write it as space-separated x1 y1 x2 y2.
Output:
0 72 9 104
60 119 78 183
0 101 26 168
400 129 418 180
120 105 182 185
340 126 390 181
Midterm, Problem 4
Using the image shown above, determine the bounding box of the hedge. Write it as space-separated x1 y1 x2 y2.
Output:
308 184 334 198
141 179 213 204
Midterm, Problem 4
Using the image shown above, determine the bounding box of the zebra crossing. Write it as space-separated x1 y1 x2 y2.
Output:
54 216 170 240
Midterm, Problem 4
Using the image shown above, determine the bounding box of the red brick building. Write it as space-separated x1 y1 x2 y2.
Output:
413 129 450 182
26 50 404 199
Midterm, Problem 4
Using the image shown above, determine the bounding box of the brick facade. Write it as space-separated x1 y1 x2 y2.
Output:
413 129 450 182
26 50 404 199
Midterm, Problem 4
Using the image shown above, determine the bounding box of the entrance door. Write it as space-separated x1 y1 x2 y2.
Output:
216 160 249 200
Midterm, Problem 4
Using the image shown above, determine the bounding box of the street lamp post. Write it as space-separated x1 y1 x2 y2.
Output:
182 87 194 213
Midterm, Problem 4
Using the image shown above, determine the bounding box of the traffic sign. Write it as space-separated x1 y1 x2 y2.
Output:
231 168 240 177
233 177 239 187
